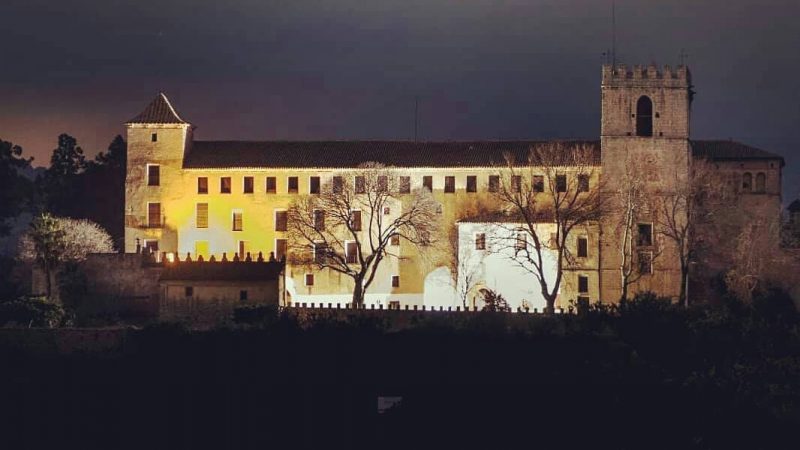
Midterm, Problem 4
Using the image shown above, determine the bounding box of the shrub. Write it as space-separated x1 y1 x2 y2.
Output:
0 296 66 327
233 304 279 326
480 290 511 312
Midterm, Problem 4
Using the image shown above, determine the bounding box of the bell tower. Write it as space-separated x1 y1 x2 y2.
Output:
599 64 693 302
600 63 693 188
124 93 192 254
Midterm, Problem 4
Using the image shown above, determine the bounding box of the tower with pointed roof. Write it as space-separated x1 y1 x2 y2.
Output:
124 92 193 253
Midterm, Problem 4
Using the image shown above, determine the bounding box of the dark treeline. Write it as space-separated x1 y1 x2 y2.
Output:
0 134 125 299
0 292 798 449
0 134 126 248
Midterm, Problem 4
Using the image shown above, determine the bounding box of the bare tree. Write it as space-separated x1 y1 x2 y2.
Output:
286 163 440 306
492 142 608 313
724 214 787 302
656 158 735 307
613 159 661 301
455 243 483 309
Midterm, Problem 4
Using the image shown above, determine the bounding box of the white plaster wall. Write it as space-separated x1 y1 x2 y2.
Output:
457 222 559 311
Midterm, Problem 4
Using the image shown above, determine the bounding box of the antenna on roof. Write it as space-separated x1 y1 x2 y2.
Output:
611 0 617 66
414 96 419 143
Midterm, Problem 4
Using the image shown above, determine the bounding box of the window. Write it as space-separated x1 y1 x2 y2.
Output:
220 177 231 194
151 133 158 142
197 177 208 194
275 239 287 261
742 172 752 192
444 176 455 193
238 240 249 260
354 176 366 194
466 176 477 193
755 172 765 193
578 275 589 294
515 232 527 252
310 176 321 194
475 233 486 251
533 175 544 193
350 210 362 231
239 290 248 301
313 242 328 264
332 176 344 194
196 203 208 228
636 96 653 137
147 165 160 186
314 210 325 231
577 237 588 257
243 176 254 194
288 177 298 194
147 202 161 228
578 174 590 192
638 251 653 275
391 275 400 288
184 286 193 297
511 175 522 193
143 239 159 254
488 175 500 193
232 210 243 231
305 274 315 286
399 176 411 194
637 223 653 247
390 233 400 246
275 210 288 232
383 207 391 215
346 241 358 264
556 174 567 193
389 301 400 310
377 176 388 192
266 177 276 194
423 176 433 192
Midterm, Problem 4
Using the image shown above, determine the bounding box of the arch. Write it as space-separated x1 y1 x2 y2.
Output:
635 96 653 137
742 172 753 192
755 172 766 193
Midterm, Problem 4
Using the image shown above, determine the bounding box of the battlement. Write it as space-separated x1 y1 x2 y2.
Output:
602 64 691 87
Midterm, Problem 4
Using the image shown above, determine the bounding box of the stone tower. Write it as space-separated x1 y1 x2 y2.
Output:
599 64 693 301
124 93 192 254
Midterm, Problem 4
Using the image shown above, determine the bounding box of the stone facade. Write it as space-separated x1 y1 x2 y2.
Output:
121 65 785 308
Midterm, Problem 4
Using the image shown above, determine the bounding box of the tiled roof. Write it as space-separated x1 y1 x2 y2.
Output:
127 93 187 124
183 140 601 169
159 261 283 282
691 140 784 164
180 138 781 170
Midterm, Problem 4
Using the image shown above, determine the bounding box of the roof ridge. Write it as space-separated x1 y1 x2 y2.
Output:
127 92 188 124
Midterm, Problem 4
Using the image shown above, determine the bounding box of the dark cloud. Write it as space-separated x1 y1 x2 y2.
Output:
1 0 798 198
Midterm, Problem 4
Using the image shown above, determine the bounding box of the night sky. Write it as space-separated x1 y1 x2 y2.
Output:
1 0 798 200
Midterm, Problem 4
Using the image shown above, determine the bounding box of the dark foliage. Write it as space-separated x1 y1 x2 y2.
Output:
37 134 126 249
0 139 34 236
479 289 511 312
232 304 280 326
0 292 797 449
0 296 65 327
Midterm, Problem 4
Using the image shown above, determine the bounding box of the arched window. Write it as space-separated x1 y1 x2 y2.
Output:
755 172 766 193
742 172 752 192
636 96 653 137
